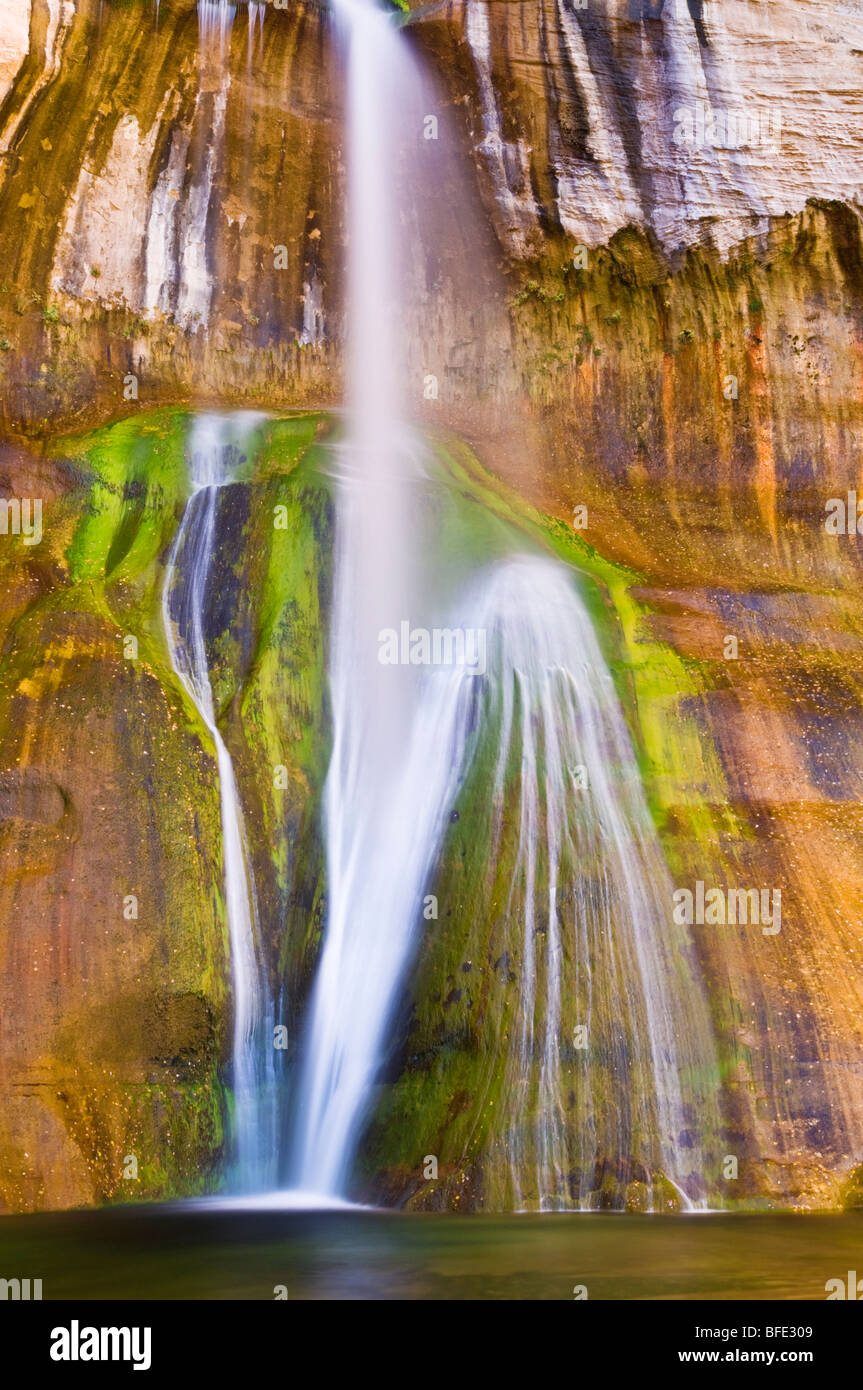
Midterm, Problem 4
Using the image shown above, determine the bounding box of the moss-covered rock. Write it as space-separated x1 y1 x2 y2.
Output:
0 407 332 1210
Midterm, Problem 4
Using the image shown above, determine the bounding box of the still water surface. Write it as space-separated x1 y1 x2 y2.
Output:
1 1207 860 1299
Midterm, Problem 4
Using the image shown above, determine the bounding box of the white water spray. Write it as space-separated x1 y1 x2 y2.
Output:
285 0 719 1208
289 0 450 1198
465 555 718 1209
198 0 237 58
163 413 276 1190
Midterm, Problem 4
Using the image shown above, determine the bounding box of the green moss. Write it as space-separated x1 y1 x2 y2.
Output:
51 405 337 1011
428 435 733 844
355 433 734 1206
17 407 737 1209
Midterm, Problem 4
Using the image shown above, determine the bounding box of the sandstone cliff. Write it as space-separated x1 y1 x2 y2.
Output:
1 0 862 1210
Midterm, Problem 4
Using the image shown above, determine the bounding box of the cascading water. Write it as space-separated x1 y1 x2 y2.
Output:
286 0 720 1208
163 413 276 1191
247 1 266 66
173 2 239 331
198 0 237 58
462 556 718 1209
288 0 455 1198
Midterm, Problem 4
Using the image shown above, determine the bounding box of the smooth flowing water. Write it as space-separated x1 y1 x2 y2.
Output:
148 1 237 330
287 0 720 1208
162 413 276 1191
463 556 719 1208
288 0 455 1197
163 0 719 1208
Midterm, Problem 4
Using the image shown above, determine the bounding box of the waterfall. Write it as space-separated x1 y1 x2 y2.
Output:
163 412 276 1191
288 0 448 1198
464 556 718 1209
159 1 236 332
198 1 237 59
283 0 719 1209
248 1 266 69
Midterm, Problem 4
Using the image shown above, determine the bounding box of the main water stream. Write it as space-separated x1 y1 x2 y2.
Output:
162 0 720 1212
285 0 719 1208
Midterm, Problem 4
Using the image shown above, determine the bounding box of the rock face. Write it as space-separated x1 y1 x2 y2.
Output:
439 0 863 258
0 417 230 1210
0 0 862 1210
0 410 333 1211
0 0 345 427
0 3 31 108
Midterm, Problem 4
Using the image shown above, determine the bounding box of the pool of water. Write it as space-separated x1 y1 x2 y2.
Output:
1 1206 860 1300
